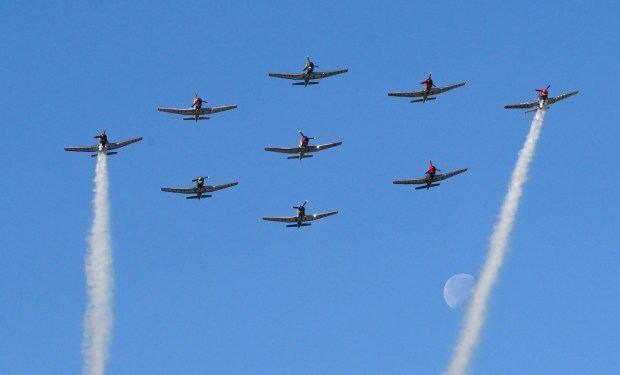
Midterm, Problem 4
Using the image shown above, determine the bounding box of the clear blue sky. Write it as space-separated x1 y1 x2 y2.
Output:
1 1 618 374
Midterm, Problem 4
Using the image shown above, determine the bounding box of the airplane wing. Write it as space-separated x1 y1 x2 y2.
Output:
388 89 425 98
264 142 342 154
64 145 100 152
309 69 348 79
199 105 238 115
428 82 466 95
268 69 348 80
202 182 238 192
306 142 343 152
262 216 298 223
160 187 197 194
393 168 468 185
504 101 538 109
302 211 338 222
393 177 428 185
388 82 465 97
158 107 196 115
268 72 306 80
433 168 468 181
106 137 143 150
264 146 302 154
158 106 237 115
547 90 579 105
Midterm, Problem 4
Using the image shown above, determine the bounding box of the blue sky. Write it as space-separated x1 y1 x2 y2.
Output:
1 1 619 374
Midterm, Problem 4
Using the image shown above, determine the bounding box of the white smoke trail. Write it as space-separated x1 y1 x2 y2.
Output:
443 110 546 375
82 153 114 375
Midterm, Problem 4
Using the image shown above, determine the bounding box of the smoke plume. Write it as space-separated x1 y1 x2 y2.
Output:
443 110 546 375
82 153 114 375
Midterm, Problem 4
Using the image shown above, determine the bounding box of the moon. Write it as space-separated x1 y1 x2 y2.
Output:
444 274 475 309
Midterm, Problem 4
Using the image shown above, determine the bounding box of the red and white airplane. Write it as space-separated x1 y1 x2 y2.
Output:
264 131 342 160
388 73 466 103
393 161 468 190
64 130 142 157
504 85 579 113
158 93 237 122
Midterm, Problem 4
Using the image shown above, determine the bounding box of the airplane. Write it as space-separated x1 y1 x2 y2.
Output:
158 93 238 122
388 73 466 103
64 130 142 157
268 55 348 87
262 201 338 228
504 85 579 113
160 176 238 200
393 161 468 190
264 131 343 160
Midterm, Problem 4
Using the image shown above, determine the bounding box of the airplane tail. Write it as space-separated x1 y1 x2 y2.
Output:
293 82 319 86
286 223 311 228
186 195 212 199
415 183 440 190
91 152 116 157
183 117 210 120
287 155 314 160
411 97 436 103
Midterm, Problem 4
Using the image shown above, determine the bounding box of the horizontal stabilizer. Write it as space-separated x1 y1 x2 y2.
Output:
411 97 436 103
286 223 311 228
183 117 210 120
186 195 212 199
292 82 319 86
287 154 314 159
524 108 540 114
415 183 440 190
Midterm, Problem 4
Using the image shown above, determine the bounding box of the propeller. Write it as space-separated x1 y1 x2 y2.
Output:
306 55 318 68
536 84 551 92
292 200 308 209
299 130 315 140
95 129 107 139
192 176 209 182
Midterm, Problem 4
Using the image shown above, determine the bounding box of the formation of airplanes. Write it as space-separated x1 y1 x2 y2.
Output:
64 57 580 229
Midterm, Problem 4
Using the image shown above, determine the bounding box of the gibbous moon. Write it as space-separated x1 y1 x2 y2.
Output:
444 273 475 309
